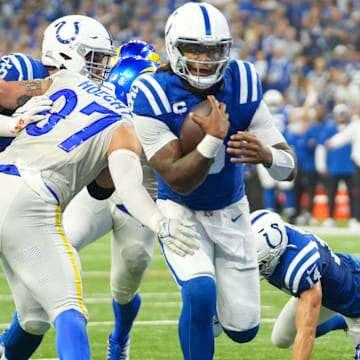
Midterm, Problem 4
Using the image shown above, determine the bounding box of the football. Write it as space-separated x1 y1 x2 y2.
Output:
179 99 211 155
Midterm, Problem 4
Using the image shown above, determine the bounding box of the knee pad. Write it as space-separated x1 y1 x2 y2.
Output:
19 318 51 336
111 244 152 304
224 324 259 343
271 331 293 348
122 244 152 276
182 276 216 321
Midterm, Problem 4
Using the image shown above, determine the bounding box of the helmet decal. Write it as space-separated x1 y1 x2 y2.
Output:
55 21 80 44
199 4 211 35
264 224 283 249
251 210 270 225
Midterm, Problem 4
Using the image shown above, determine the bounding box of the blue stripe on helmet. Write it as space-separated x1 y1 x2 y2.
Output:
199 4 211 36
251 210 270 225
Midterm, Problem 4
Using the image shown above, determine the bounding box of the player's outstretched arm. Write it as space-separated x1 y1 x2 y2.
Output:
291 282 322 360
106 125 200 256
0 78 52 110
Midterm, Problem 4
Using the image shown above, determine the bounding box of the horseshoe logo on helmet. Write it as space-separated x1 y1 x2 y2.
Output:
56 21 80 44
263 224 283 249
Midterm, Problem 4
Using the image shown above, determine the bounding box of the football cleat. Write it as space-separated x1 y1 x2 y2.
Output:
106 335 130 360
355 344 360 360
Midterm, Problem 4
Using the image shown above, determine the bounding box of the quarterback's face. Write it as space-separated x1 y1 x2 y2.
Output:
182 51 217 76
179 42 225 76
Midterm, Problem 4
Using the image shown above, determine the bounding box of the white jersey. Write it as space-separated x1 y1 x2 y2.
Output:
0 70 133 208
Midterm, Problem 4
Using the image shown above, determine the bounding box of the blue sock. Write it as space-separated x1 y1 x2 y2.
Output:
316 314 347 337
179 276 216 360
54 309 90 360
263 189 275 210
3 312 43 360
110 293 141 344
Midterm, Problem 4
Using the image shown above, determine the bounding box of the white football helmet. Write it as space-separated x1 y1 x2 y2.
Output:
250 210 288 278
42 15 116 86
263 89 284 113
165 2 232 90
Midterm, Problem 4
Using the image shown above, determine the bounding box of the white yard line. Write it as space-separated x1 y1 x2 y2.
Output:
302 226 360 236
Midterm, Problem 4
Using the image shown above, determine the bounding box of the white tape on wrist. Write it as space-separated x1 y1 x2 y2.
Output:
267 145 295 181
196 134 223 159
0 114 16 136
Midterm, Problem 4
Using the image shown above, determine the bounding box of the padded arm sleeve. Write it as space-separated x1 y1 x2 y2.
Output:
108 149 164 233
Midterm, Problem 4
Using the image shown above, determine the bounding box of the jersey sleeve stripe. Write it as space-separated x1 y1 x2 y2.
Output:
141 75 171 113
248 62 259 102
284 241 317 288
13 53 30 80
135 80 162 115
243 62 253 103
236 60 248 104
22 54 34 80
7 55 23 81
291 252 320 293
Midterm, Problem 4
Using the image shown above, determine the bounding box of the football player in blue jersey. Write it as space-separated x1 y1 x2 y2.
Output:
130 2 297 359
250 209 360 360
0 53 52 151
0 45 162 360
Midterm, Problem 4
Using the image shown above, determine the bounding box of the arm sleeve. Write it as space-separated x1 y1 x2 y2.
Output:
315 145 327 173
247 101 286 145
132 115 177 160
327 122 355 149
108 149 164 233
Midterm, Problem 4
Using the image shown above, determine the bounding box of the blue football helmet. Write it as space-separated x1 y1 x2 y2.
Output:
103 56 159 105
110 40 161 67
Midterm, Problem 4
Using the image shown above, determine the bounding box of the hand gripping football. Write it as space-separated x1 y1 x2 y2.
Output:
179 99 211 155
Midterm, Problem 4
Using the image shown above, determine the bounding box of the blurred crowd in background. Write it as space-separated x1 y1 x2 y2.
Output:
1 0 360 227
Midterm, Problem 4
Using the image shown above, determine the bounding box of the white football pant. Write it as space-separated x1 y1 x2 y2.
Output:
157 196 260 332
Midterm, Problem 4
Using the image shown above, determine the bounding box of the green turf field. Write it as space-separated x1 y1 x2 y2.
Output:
0 230 358 359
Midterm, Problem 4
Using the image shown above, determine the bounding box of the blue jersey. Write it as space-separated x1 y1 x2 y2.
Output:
268 224 360 317
0 53 49 152
318 123 354 175
132 60 262 210
301 124 322 172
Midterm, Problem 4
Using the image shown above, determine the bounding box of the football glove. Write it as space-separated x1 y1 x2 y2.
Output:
158 217 201 257
10 95 53 135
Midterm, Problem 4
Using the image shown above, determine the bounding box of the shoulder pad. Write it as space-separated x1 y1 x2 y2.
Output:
283 240 321 295
0 53 47 81
228 59 263 105
130 74 172 117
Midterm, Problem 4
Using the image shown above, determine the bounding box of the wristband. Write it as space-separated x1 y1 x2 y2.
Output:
87 180 114 200
267 145 295 181
196 134 223 159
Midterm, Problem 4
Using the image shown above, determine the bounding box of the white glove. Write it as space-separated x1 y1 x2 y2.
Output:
9 95 53 135
157 218 201 257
